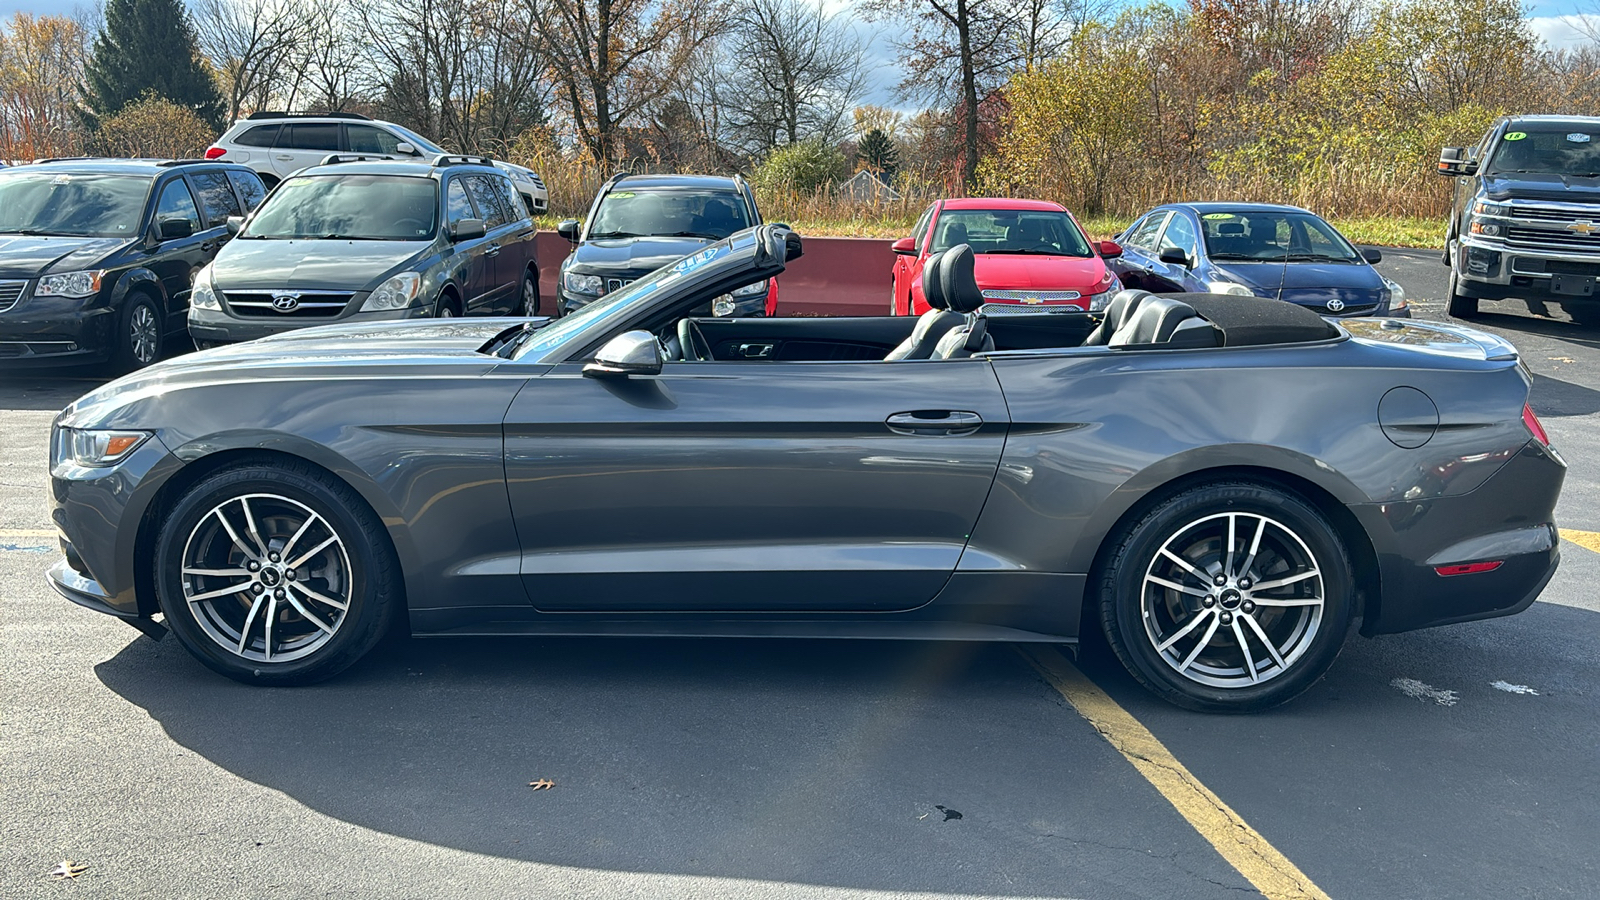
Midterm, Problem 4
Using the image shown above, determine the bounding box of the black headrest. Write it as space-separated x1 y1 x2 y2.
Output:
922 250 948 310
1110 296 1202 345
1160 293 1340 346
939 244 983 314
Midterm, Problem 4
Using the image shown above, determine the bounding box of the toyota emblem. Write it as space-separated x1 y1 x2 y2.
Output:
1326 298 1345 312
271 292 301 312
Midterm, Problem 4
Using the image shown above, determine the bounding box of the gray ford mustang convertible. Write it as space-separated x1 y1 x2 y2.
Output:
48 225 1565 711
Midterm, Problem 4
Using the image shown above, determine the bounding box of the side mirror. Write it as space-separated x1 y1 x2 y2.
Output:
1098 240 1123 259
395 141 415 155
891 237 916 256
449 218 486 241
158 218 193 240
1158 247 1190 268
1438 146 1476 176
1361 247 1383 263
557 219 581 242
226 216 243 235
583 330 662 378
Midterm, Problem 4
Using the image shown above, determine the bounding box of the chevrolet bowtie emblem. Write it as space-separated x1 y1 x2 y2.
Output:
1568 220 1599 236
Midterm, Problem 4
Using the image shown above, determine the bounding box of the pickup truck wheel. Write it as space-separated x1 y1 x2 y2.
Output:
1446 265 1479 318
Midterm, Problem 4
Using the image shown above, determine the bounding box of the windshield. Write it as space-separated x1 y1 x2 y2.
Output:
929 209 1092 256
387 125 447 156
512 237 748 361
243 175 437 240
1485 127 1600 177
589 189 751 240
0 172 150 238
1198 211 1360 262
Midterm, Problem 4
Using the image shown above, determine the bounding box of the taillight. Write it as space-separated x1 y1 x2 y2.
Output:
204 146 226 159
1522 403 1550 446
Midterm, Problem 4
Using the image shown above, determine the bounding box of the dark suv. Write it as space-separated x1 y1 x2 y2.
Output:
0 158 266 368
556 173 772 316
1440 114 1600 318
188 155 539 346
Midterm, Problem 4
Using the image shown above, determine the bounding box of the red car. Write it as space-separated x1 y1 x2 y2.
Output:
891 198 1123 316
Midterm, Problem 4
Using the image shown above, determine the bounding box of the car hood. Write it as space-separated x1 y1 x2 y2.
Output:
1214 260 1385 308
0 235 128 277
973 253 1108 291
60 319 544 428
566 236 712 277
213 239 429 290
1482 172 1600 204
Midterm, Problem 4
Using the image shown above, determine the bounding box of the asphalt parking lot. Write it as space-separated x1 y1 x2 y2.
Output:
3 251 1599 899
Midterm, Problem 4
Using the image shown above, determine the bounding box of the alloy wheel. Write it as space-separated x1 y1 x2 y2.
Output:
179 493 352 663
1139 511 1324 689
522 277 538 316
130 304 159 364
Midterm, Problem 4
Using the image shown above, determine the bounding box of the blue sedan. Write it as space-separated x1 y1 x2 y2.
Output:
1111 202 1410 317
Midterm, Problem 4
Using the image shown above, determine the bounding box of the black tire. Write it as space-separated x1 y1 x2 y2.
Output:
153 461 400 685
114 292 164 371
435 293 461 319
1446 265 1479 318
1097 481 1354 713
521 271 540 317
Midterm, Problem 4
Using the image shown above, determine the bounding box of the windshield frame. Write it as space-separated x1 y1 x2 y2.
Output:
240 173 440 241
928 207 1093 257
0 170 153 239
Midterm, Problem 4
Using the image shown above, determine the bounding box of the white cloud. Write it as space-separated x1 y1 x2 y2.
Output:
1531 14 1596 50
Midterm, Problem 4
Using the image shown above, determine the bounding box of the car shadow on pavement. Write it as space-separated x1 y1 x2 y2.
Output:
0 372 109 412
1530 372 1600 417
93 633 1257 898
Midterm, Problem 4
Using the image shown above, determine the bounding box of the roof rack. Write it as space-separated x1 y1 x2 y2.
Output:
318 153 395 165
29 156 96 164
430 154 496 168
155 159 214 167
245 111 373 121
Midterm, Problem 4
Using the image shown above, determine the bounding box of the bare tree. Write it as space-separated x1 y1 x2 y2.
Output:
720 0 866 154
279 0 362 112
523 0 727 163
195 0 305 121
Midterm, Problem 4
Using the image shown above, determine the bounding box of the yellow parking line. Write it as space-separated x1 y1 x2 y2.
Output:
1562 529 1600 554
0 529 55 539
1019 646 1331 900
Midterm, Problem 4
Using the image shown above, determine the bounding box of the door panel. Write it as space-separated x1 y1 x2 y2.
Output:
503 359 1010 612
691 315 915 361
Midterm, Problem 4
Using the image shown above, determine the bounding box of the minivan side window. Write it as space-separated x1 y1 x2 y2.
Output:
445 179 476 224
190 171 243 225
285 123 341 151
464 175 511 228
154 180 201 234
227 170 267 211
494 175 527 220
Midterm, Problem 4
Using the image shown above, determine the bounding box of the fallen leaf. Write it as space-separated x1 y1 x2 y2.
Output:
528 779 555 791
47 860 88 880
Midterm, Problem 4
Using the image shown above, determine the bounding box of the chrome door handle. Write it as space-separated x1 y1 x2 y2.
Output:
275 154 293 161
886 410 983 436
486 243 501 256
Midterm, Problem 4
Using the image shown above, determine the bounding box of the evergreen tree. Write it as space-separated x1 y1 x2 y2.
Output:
81 0 223 131
857 128 899 179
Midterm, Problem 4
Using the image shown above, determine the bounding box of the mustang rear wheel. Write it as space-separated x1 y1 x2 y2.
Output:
1098 481 1354 712
154 462 398 685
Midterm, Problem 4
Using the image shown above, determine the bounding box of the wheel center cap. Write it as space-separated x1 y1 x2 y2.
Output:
1218 588 1243 610
260 567 281 587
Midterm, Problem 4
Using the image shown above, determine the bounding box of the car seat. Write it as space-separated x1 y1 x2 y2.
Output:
941 221 969 250
1083 289 1153 345
932 245 995 359
884 251 966 360
1107 296 1220 348
697 197 741 235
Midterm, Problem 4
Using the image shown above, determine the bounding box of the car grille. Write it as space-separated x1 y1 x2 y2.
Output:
224 291 353 317
1504 225 1600 252
980 303 1089 316
0 279 27 313
979 289 1083 304
1500 202 1600 253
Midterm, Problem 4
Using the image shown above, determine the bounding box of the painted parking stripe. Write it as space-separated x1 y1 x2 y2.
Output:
0 529 56 540
1019 646 1331 900
1562 529 1600 554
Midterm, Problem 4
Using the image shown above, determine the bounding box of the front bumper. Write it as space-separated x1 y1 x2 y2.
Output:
1455 237 1600 301
0 299 116 365
189 301 429 344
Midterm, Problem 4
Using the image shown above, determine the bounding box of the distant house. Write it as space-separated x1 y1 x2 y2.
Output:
840 169 900 201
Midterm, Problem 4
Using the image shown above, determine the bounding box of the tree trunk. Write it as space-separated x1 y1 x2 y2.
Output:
957 0 977 193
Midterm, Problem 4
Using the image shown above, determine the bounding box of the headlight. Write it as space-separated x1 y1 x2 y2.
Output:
36 270 105 299
1206 281 1255 296
1084 289 1114 312
61 429 151 467
1383 277 1408 310
360 272 423 311
563 271 603 296
1472 200 1510 217
730 279 768 298
190 267 220 310
712 296 736 317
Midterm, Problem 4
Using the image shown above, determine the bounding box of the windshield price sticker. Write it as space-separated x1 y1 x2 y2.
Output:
1504 131 1527 141
1569 133 1593 143
1201 213 1237 220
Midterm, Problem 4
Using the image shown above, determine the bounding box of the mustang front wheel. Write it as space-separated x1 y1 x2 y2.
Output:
1099 482 1354 712
154 462 398 685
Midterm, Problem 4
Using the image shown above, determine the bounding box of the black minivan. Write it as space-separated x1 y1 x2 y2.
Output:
0 158 266 369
